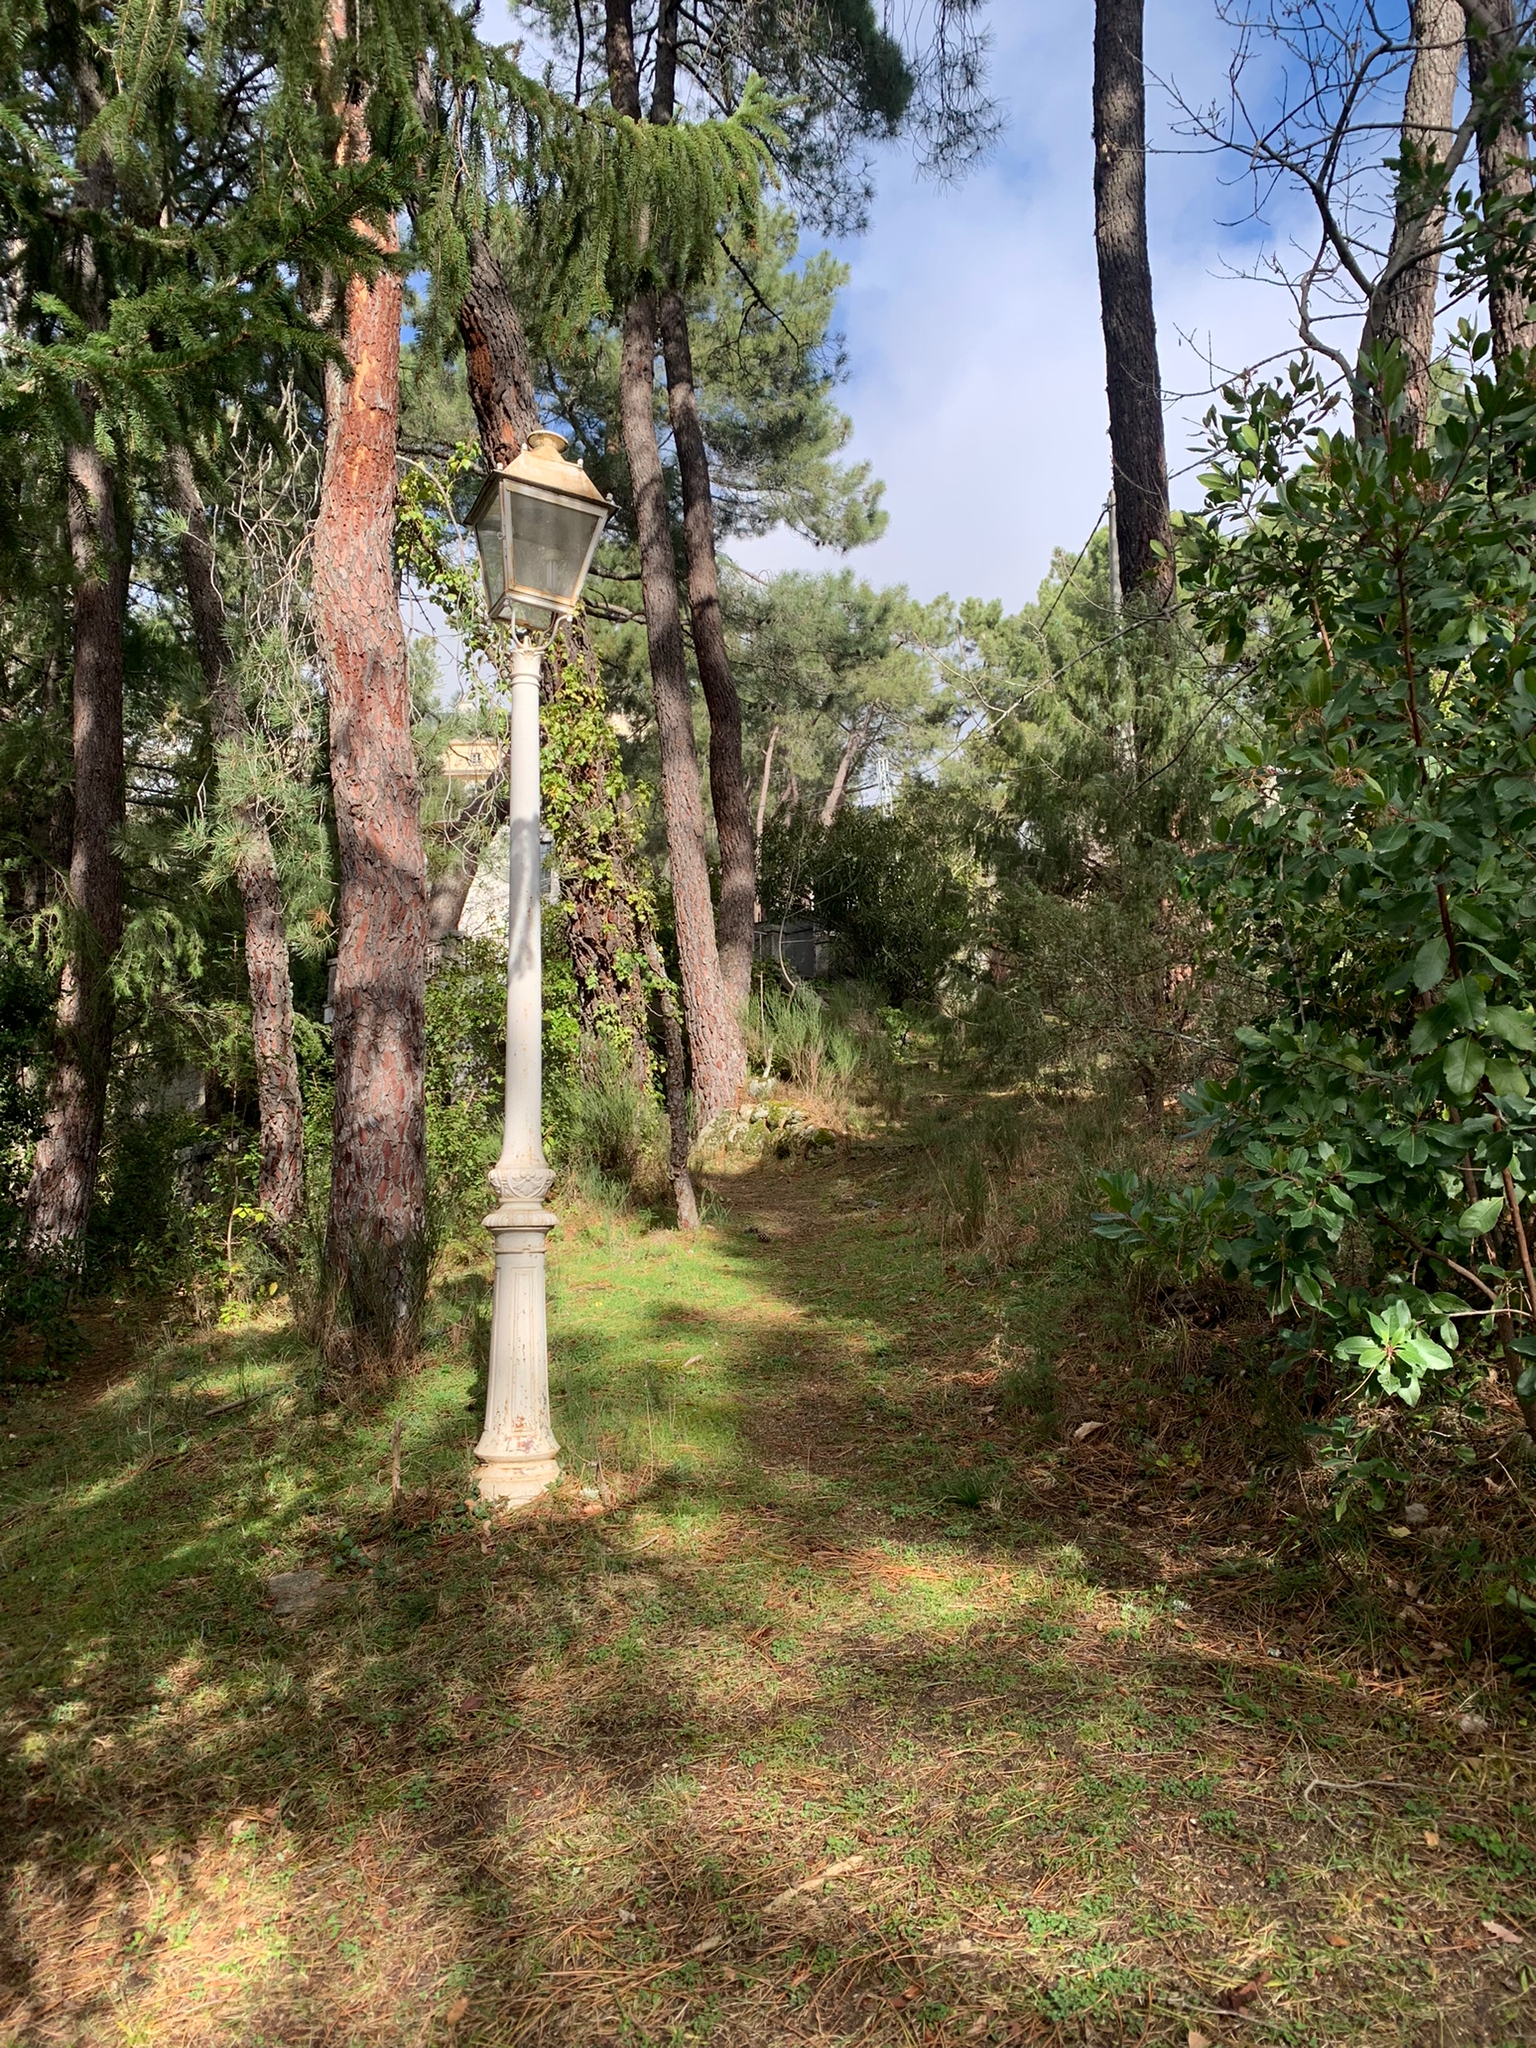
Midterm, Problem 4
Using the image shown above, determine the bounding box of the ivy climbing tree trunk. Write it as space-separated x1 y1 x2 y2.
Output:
541 615 657 1077
168 446 304 1245
25 78 125 1259
658 289 756 1010
1093 0 1175 607
312 55 428 1352
452 238 663 1091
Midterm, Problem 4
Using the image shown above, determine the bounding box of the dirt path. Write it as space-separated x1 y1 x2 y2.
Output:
1 1100 1533 2047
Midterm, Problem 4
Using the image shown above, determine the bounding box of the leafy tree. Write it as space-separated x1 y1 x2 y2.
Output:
725 568 943 849
1098 343 1536 1442
942 534 1222 1096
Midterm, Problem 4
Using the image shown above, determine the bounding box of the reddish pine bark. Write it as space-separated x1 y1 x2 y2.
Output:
169 447 305 1242
313 229 429 1346
658 289 756 1009
618 292 746 1127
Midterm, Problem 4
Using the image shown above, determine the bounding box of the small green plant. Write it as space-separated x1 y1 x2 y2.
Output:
1335 1298 1457 1407
933 1465 994 1509
998 1356 1058 1426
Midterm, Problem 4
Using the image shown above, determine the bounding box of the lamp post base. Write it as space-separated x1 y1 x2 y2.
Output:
473 1201 561 1508
477 1450 561 1506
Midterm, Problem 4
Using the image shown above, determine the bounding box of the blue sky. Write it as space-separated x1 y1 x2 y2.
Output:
477 2 1398 624
728 2 1326 613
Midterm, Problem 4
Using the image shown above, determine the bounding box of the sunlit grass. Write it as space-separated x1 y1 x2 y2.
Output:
1 1082 1533 2044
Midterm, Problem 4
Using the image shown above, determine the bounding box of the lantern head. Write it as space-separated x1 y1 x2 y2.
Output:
469 430 612 631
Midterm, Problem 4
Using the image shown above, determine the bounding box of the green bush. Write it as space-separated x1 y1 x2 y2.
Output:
1098 340 1536 1440
759 789 976 1006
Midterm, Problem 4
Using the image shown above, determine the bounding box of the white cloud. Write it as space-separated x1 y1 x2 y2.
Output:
731 2 1324 612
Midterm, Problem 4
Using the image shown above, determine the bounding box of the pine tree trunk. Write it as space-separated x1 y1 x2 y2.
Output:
457 227 541 467
618 291 746 1127
25 412 126 1256
24 92 124 1261
1358 0 1464 436
658 289 756 1010
1093 0 1175 607
168 447 305 1243
604 0 744 1125
313 231 429 1350
1462 0 1535 364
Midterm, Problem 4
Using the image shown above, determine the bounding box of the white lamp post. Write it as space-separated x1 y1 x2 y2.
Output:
466 430 611 1505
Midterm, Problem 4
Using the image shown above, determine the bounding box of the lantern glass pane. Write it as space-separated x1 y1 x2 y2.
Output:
507 491 604 607
472 488 507 615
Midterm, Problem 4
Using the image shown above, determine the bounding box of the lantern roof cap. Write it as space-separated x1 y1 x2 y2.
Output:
491 428 610 509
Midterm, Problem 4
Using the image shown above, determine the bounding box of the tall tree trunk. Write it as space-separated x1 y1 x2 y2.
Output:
643 934 699 1229
457 227 541 468
312 93 428 1348
1092 0 1175 607
1358 0 1465 436
1461 0 1535 363
605 0 745 1123
168 447 305 1243
26 409 125 1257
658 290 756 1009
820 704 877 830
618 291 746 1126
25 87 124 1259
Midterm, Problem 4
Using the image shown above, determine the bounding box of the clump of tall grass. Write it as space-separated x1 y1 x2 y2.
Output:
558 1040 668 1208
745 980 902 1116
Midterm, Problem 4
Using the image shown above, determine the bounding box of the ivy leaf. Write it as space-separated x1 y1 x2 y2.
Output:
1412 934 1450 990
1443 1038 1487 1098
1458 1196 1505 1235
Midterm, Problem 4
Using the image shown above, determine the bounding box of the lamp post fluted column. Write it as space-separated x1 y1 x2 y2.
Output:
474 639 560 1504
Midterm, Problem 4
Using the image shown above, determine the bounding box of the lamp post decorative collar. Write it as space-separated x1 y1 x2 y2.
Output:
468 430 611 1507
